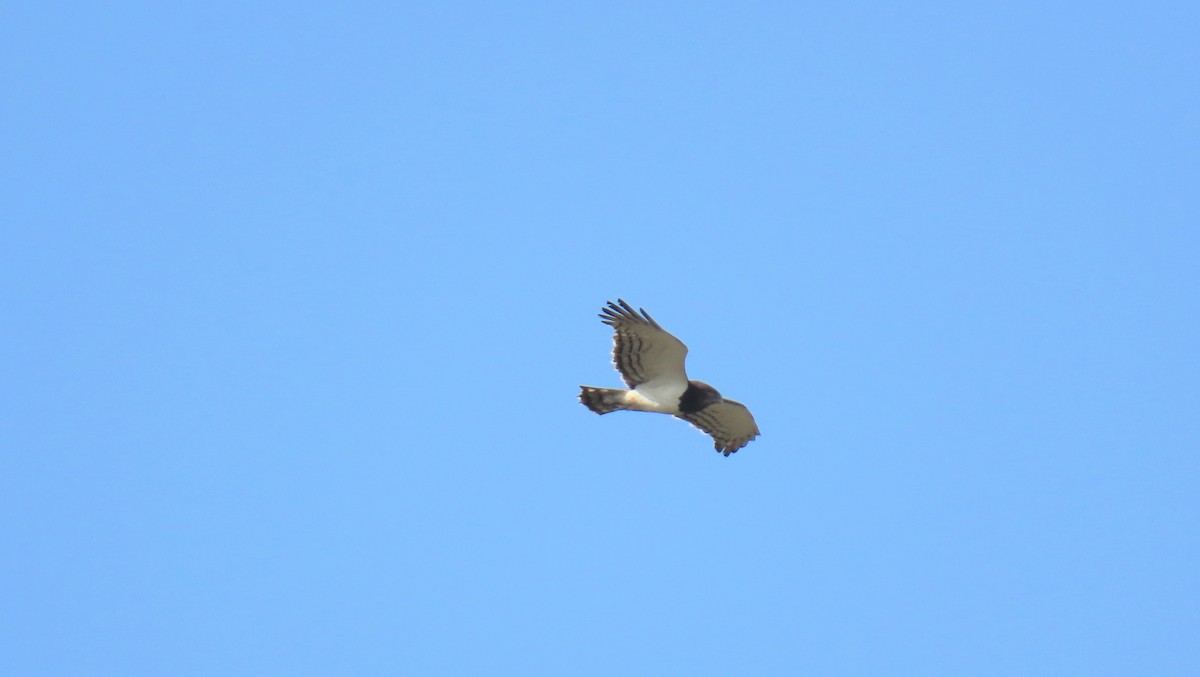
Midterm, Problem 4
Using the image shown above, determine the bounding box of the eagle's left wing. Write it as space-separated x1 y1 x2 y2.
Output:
600 300 689 397
679 400 761 456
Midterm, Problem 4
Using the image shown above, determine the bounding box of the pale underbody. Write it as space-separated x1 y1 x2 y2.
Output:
619 379 686 414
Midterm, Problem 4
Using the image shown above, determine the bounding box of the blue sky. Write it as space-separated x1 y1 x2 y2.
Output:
3 2 1198 674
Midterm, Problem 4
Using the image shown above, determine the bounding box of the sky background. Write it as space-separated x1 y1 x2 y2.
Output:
3 2 1198 675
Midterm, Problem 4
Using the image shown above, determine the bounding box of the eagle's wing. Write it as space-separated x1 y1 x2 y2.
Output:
600 299 689 400
679 399 760 456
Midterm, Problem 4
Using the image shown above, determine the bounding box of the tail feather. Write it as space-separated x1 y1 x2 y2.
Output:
579 386 628 414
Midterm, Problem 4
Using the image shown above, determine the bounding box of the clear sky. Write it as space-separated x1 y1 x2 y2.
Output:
3 2 1198 675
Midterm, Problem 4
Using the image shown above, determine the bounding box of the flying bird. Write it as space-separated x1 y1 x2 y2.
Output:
579 299 760 456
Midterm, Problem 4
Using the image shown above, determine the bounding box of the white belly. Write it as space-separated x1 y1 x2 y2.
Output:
627 378 686 413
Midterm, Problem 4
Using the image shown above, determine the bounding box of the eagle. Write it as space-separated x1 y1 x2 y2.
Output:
579 299 760 456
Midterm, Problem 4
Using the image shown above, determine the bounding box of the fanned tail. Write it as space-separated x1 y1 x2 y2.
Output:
579 386 629 414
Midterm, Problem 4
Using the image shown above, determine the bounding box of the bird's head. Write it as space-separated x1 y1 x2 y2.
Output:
680 380 723 413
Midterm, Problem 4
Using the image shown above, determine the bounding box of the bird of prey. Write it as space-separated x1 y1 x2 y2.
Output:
579 299 760 456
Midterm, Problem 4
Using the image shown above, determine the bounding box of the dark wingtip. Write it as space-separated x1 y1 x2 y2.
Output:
714 442 743 456
598 298 660 328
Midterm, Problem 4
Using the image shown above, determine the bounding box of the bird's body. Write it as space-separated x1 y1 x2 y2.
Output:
579 299 760 456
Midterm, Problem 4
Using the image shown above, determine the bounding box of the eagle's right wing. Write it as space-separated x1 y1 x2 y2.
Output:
680 399 760 456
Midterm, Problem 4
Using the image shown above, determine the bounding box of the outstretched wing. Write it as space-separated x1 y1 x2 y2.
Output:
599 299 689 400
679 400 760 456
